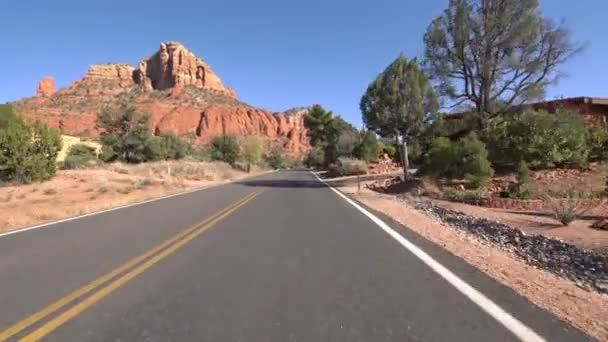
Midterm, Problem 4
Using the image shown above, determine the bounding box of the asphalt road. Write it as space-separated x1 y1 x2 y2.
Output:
0 171 590 341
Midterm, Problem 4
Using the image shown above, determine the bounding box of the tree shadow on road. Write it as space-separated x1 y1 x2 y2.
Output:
237 179 327 189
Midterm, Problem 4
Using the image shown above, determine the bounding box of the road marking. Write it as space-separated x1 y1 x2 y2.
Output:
311 172 546 342
0 189 263 341
21 188 264 341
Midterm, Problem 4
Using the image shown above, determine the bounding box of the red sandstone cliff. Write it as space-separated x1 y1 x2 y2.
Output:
13 42 308 155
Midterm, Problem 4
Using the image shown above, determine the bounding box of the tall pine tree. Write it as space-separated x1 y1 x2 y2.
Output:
360 55 438 177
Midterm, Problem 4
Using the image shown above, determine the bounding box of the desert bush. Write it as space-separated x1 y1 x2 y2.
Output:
422 134 494 188
97 105 153 163
354 130 379 162
484 110 590 168
0 104 23 129
242 136 264 170
304 147 325 168
588 127 608 161
329 158 368 176
209 135 240 166
63 144 98 169
546 198 595 226
0 121 62 183
441 187 486 203
152 134 190 160
336 131 358 158
265 146 287 169
509 160 533 199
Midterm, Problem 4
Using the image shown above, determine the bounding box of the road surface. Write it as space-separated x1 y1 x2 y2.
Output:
0 171 589 341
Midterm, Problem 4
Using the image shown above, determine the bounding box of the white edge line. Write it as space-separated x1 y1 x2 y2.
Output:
311 171 546 342
0 170 278 238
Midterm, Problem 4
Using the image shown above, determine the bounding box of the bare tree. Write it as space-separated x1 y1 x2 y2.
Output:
424 0 582 127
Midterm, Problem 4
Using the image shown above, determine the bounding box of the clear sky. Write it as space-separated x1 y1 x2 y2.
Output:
1 0 606 126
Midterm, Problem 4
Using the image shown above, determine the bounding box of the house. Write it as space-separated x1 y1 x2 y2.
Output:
447 97 608 126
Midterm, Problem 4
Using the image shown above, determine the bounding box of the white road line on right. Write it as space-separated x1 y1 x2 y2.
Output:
311 171 546 342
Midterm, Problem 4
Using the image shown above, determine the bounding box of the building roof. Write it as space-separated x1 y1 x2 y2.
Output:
446 96 608 119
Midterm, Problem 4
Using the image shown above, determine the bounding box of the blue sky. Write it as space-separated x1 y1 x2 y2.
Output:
1 0 606 126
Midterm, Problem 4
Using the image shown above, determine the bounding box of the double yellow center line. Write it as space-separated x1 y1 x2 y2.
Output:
0 189 264 341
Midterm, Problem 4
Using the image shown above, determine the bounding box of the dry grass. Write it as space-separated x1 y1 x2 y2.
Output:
0 161 266 232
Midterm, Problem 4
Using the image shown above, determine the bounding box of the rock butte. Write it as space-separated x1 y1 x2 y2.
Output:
13 42 309 155
36 76 55 97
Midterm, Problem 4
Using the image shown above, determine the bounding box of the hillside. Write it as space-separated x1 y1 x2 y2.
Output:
11 42 309 155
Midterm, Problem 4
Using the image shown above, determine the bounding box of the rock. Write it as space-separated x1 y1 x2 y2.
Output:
591 219 608 231
36 76 55 97
136 42 234 98
410 200 608 294
83 64 135 88
11 42 311 155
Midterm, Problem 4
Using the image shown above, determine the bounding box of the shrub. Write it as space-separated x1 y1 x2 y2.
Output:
460 135 494 188
155 134 190 160
422 134 494 188
441 187 486 203
336 131 358 158
97 105 153 163
62 144 98 169
378 139 397 160
0 121 62 183
209 135 240 166
484 110 590 168
0 104 23 129
329 158 368 176
304 147 325 168
588 127 608 161
242 136 264 169
547 200 587 226
142 134 190 162
509 160 533 198
265 146 287 169
354 131 379 162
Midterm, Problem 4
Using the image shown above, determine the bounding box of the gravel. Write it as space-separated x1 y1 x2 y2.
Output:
410 199 608 294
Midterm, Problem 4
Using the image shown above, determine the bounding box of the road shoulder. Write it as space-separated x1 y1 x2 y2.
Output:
336 185 605 340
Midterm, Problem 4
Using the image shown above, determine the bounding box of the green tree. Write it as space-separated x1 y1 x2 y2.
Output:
0 121 62 183
354 130 379 162
360 54 438 177
304 105 337 147
97 105 153 163
336 131 359 158
209 135 240 166
424 0 581 127
303 105 353 165
242 136 264 171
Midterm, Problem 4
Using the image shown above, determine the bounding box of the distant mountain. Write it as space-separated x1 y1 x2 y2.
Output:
12 42 309 155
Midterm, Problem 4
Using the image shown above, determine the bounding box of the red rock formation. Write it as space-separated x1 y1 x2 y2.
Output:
83 64 135 88
136 42 234 98
12 42 310 155
36 76 55 97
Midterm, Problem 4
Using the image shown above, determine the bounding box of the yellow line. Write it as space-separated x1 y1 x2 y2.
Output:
0 190 262 342
21 189 263 341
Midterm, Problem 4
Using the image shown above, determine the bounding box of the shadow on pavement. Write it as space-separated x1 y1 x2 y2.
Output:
237 179 327 189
